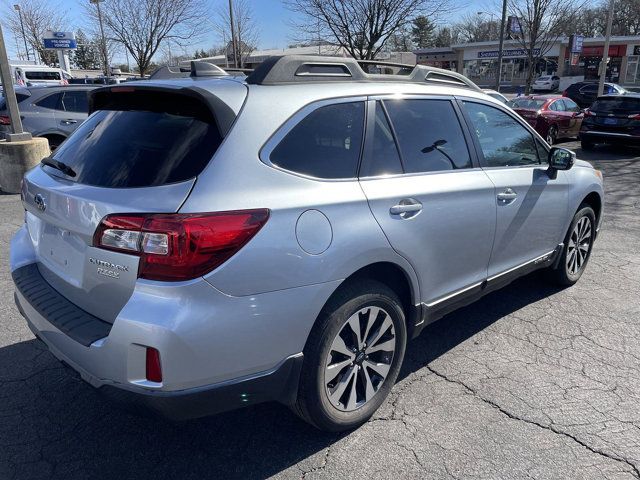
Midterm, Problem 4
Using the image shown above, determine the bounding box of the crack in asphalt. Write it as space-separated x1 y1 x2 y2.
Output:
424 364 640 479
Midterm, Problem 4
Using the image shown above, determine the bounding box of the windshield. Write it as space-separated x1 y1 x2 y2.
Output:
537 76 551 81
49 93 222 188
591 96 640 115
509 98 546 110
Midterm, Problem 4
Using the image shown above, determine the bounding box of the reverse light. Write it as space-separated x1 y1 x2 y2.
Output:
93 210 270 281
145 347 162 382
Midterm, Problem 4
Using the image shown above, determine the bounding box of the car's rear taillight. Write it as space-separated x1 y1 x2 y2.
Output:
93 210 270 281
562 90 568 97
584 109 596 117
628 113 640 120
0 115 10 125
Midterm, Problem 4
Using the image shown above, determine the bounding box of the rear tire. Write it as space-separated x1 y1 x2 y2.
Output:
294 280 407 432
546 125 558 145
549 205 596 286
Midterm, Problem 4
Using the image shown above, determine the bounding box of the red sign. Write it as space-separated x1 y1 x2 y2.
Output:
581 45 626 56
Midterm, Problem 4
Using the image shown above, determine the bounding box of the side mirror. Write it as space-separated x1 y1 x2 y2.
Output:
548 147 575 177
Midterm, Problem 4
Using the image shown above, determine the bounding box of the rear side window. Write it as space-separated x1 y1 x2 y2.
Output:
591 96 640 114
0 93 29 109
60 91 89 113
360 102 403 177
383 99 471 173
48 91 222 188
35 93 62 110
270 102 365 179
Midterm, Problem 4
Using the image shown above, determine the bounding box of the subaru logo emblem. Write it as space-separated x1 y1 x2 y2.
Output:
34 193 46 212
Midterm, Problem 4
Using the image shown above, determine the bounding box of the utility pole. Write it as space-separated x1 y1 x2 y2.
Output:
0 23 31 141
228 0 238 68
598 0 614 96
13 5 30 62
495 0 508 91
90 0 109 76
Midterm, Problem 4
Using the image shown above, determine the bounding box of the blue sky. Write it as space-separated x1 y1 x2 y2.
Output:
3 0 480 64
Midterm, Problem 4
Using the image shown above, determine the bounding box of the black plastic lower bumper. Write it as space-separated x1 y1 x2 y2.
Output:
98 354 304 421
580 131 640 146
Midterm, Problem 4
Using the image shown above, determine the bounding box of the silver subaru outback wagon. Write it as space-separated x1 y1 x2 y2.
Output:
10 56 604 431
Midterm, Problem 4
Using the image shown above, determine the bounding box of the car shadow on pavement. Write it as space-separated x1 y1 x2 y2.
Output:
0 271 567 480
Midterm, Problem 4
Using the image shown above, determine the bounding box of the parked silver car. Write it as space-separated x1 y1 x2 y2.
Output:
0 85 95 148
10 57 604 431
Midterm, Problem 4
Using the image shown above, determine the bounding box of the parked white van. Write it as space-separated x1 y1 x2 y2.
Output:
10 65 73 86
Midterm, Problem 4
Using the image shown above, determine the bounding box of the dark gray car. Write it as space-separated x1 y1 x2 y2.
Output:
0 85 96 149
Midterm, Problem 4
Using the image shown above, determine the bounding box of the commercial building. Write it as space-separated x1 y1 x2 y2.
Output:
416 36 640 87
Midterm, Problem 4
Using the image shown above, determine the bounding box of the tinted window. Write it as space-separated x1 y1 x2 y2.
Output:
35 93 61 110
581 85 598 93
591 96 640 114
383 99 471 173
463 101 540 167
61 91 89 113
360 102 403 177
0 93 29 110
49 95 222 188
510 98 545 109
25 71 61 80
270 102 364 179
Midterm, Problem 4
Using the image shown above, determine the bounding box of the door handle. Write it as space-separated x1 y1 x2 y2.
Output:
497 188 518 203
390 199 423 218
61 119 77 125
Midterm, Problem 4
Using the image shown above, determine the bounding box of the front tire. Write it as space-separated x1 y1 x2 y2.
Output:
294 280 407 431
549 205 596 286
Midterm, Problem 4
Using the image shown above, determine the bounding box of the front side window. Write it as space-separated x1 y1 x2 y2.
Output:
383 99 471 173
270 102 365 179
463 101 540 167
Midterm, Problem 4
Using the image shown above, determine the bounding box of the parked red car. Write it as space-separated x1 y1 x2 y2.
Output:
509 95 584 144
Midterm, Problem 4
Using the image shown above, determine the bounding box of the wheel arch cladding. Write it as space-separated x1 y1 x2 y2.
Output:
581 191 602 224
321 262 419 337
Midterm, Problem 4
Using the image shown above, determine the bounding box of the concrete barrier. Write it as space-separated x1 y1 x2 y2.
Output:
0 137 50 193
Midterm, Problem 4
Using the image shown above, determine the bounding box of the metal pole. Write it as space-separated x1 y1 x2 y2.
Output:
228 0 238 68
91 0 109 76
598 0 614 96
495 0 508 91
0 23 31 141
14 6 31 62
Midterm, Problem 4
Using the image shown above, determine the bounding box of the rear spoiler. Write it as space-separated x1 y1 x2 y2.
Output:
88 85 237 138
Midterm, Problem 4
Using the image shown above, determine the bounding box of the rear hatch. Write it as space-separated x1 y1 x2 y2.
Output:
20 82 246 322
586 96 640 133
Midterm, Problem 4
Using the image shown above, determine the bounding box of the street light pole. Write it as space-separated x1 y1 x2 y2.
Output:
228 0 238 68
598 0 614 97
495 0 508 91
13 5 30 62
90 0 109 76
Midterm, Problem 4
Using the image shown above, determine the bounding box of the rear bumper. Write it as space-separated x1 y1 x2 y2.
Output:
579 130 640 145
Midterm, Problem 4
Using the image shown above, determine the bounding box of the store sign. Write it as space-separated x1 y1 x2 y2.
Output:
570 35 584 53
43 31 77 50
478 48 541 59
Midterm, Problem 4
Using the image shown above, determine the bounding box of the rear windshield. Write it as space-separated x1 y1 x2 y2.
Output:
591 96 640 115
510 98 546 109
24 71 61 80
49 91 222 188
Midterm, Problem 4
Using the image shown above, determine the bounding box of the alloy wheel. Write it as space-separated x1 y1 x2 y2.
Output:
547 126 557 145
566 216 592 276
324 306 396 412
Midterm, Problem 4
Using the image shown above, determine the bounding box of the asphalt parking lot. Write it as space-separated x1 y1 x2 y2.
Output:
1 140 639 480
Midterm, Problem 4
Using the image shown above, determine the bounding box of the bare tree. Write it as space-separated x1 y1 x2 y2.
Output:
5 0 65 65
284 0 454 60
509 0 586 93
454 13 501 43
211 0 259 68
85 0 207 77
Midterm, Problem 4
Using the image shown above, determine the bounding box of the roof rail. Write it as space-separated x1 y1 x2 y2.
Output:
245 55 481 92
148 61 229 80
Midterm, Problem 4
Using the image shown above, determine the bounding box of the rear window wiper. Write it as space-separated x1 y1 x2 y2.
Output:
41 156 76 178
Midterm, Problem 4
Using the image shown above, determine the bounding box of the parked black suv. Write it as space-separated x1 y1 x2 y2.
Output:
580 93 640 149
563 81 627 108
